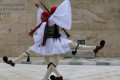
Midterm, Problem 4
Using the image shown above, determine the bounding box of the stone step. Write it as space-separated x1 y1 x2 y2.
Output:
63 50 95 58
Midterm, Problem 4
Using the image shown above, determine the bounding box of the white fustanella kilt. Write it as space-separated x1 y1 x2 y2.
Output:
29 22 72 56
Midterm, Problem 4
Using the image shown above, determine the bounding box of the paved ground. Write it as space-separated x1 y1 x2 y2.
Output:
1 57 120 80
0 63 120 80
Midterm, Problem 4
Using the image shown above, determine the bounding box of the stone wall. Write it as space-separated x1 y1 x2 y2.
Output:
0 0 120 57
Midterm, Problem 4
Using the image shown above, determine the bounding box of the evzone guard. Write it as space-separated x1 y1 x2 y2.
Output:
3 0 105 80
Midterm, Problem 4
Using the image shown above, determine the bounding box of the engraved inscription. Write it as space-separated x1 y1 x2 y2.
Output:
0 3 26 15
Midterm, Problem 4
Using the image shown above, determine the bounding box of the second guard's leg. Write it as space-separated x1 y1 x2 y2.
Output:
70 40 105 53
69 42 96 50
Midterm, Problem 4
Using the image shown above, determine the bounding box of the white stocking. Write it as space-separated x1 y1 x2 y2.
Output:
43 56 52 80
12 49 32 63
79 45 96 50
44 56 50 65
52 54 61 77
70 42 96 50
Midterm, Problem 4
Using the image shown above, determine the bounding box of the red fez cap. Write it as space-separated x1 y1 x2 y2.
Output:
42 11 50 17
51 7 57 13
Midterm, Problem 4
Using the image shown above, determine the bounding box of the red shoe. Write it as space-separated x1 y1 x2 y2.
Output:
55 76 63 80
3 56 15 67
50 75 63 80
94 46 103 53
94 40 105 53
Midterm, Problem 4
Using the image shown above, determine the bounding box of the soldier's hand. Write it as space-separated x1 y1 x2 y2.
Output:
35 3 39 8
29 32 33 37
67 35 70 38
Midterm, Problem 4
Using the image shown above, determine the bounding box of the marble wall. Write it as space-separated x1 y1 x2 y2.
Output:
0 0 120 57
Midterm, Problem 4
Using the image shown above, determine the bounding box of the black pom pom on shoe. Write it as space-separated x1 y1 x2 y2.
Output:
100 40 105 46
72 51 77 55
50 75 56 80
3 56 8 62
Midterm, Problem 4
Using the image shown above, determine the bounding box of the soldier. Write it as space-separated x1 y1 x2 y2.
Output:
3 0 105 80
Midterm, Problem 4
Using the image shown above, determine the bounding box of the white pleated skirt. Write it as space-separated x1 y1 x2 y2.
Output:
29 37 72 56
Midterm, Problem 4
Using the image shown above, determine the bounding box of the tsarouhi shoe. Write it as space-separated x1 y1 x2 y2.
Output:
55 76 63 80
50 75 63 80
94 40 105 53
3 56 15 67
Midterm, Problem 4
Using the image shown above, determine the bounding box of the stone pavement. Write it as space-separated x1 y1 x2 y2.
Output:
0 63 120 80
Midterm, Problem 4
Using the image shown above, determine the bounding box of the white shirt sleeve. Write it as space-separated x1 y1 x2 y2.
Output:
60 33 67 38
33 22 46 43
49 0 72 30
36 7 43 26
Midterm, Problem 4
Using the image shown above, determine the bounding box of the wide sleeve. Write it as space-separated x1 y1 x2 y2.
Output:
36 7 43 26
33 22 46 43
49 0 72 30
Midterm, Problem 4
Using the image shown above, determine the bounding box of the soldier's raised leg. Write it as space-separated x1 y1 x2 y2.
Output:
3 49 32 67
70 40 105 56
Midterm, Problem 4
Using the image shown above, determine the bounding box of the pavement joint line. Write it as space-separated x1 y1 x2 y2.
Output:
1 57 120 66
